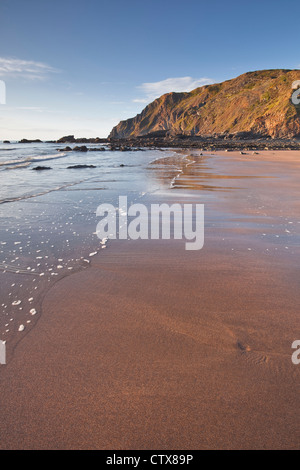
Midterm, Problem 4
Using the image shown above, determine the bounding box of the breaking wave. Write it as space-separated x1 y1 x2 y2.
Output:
0 152 67 169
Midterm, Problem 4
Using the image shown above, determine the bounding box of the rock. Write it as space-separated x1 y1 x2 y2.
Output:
57 146 106 152
3 140 10 144
73 146 88 152
88 147 105 151
56 136 108 144
57 135 76 143
19 139 42 143
67 164 96 169
57 146 72 152
32 166 52 171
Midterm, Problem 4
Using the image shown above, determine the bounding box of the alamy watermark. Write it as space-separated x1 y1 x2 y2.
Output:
0 80 6 105
291 80 300 107
292 340 300 365
96 196 204 250
0 341 6 365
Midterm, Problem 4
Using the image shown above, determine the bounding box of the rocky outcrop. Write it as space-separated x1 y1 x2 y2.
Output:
57 136 107 144
109 70 300 140
57 135 76 143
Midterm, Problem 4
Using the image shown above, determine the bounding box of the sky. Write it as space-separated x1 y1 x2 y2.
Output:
0 0 299 140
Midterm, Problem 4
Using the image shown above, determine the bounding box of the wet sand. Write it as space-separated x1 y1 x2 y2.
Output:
0 150 300 449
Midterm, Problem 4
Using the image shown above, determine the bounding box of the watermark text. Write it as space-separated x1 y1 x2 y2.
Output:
292 340 300 365
0 341 6 365
291 80 300 106
96 196 204 250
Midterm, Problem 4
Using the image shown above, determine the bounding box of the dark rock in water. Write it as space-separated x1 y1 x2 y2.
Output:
32 166 52 171
57 135 76 143
67 164 96 169
88 147 106 151
3 140 10 144
109 145 130 151
19 139 42 143
57 145 106 152
73 146 88 152
120 164 125 167
57 146 72 152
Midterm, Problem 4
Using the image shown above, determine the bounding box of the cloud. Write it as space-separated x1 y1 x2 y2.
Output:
132 98 150 104
0 57 59 80
134 76 214 103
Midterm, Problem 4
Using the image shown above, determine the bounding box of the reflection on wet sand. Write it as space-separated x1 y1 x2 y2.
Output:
148 152 274 192
147 150 300 251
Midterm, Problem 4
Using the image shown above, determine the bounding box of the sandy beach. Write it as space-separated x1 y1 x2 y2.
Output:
0 150 300 450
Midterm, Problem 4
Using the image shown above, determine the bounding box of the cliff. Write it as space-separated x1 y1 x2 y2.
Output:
109 70 300 139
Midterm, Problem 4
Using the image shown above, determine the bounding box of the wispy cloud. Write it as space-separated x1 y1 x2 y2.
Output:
0 57 59 80
132 98 151 104
15 106 45 112
134 76 215 103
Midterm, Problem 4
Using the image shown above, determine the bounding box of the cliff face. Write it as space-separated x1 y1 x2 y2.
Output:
109 70 300 139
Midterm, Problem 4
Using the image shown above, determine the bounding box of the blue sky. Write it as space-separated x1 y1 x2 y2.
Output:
0 0 299 140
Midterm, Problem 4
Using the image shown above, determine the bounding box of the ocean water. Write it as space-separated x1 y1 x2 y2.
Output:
0 142 188 354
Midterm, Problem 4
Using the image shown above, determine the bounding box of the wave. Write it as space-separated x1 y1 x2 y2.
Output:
6 162 32 170
0 180 86 205
0 152 67 168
